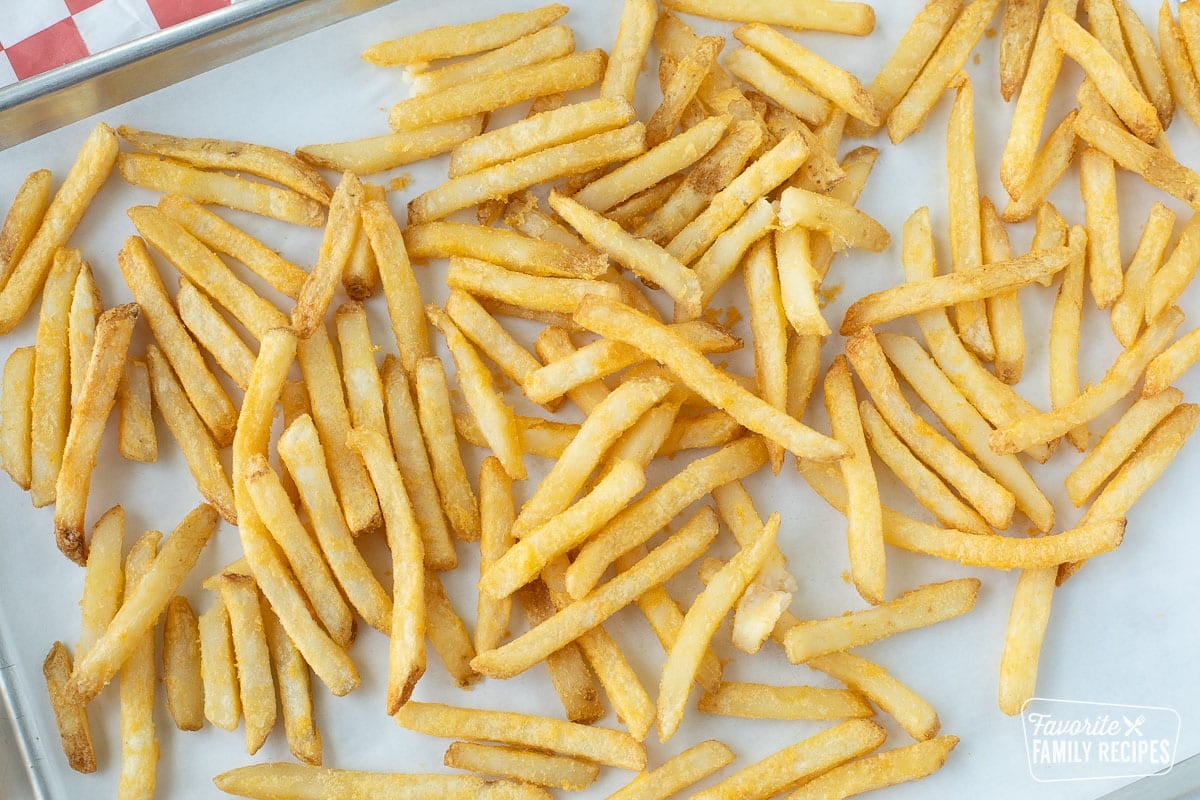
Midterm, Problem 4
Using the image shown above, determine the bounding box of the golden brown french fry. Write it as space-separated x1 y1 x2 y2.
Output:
55 303 138 564
1085 0 1144 91
779 187 890 254
787 736 959 799
690 197 777 311
1114 0 1173 126
408 24 575 95
535 326 614 412
603 0 659 102
217 572 277 754
300 116 484 176
342 182 382 302
177 279 255 390
118 125 330 203
661 0 874 34
648 36 725 145
447 257 620 316
162 596 203 731
691 720 886 800
998 567 1056 716
0 345 34 489
1160 0 1200 127
198 597 241 731
424 572 479 688
1000 110 1078 223
115 355 157 464
292 171 362 339
44 641 96 773
263 604 322 765
356 202 429 375
516 578 605 724
1112 203 1174 347
1000 0 1041 101
413 356 480 542
363 4 568 65
476 458 513 654
145 345 236 524
119 531 159 798
784 579 981 664
981 202 1024 385
406 222 606 280
807 652 940 741
158 193 307 299
334 302 389 447
67 262 100 409
119 236 237 446
1148 214 1200 323
724 46 830 126
742 238 788 473
216 763 546 798
0 124 117 334
888 0 1001 143
77 506 124 661
473 507 719 680
775 226 830 338
396 701 646 771
1079 147 1123 308
1144 327 1200 395
699 681 871 721
28 247 80 509
0 169 52 292
297 323 381 535
993 306 1183 454
606 739 735 800
445 741 598 790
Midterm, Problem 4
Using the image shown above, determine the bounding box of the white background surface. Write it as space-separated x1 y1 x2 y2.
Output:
0 1 1198 798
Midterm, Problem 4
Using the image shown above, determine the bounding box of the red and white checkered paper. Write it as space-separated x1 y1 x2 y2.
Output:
0 0 248 88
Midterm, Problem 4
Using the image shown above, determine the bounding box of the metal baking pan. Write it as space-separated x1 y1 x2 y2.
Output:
0 0 396 151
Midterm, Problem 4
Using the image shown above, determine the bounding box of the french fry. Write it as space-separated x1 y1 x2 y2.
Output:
299 116 484 175
810 146 878 279
648 36 725 145
245 454 356 648
176 279 255 390
515 579 605 724
28 247 80 508
0 123 118 334
413 356 480 542
787 736 959 800
1114 0 1173 126
476 458 514 654
118 125 330 203
1060 404 1200 583
410 24 575 95
118 532 159 799
1050 9 1160 141
473 506 718 679
442 292 553 411
808 652 940 741
840 243 1075 334
992 306 1183 454
657 409 744 456
787 333 823 422
44 641 96 773
1144 327 1200 395
406 222 607 280
844 329 1015 530
0 346 34 489
699 681 871 721
1160 0 1200 127
1112 203 1174 347
661 0 874 35
999 0 1041 101
343 182 382 302
691 720 886 800
1085 0 1144 90
666 131 807 265
162 596 203 731
1148 213 1200 323
354 202 430 375
879 333 1054 532
292 171 362 339
445 742 598 790
535 326 613 411
55 303 139 563
263 605 322 766
784 578 981 664
724 46 830 125
217 572 277 754
1079 147 1123 308
334 302 389 445
779 187 890 254
824 356 885 604
77 506 124 661
217 763 546 799
119 153 324 227
981 198 1023 383
888 0 1001 143
603 0 659 103
396 702 646 771
389 50 606 130
775 226 830 337
199 596 241 731
998 567 1056 716
380 356 457 569
447 257 620 315
67 261 100 408
566 437 768 598
424 572 479 688
889 514 1124 568
606 739 735 800
363 4 568 65
569 618 656 742
119 236 237 446
158 194 307 299
1000 110 1079 222
690 197 776 312
764 106 843 192
743 238 788 473
0 169 52 292
297 323 382 535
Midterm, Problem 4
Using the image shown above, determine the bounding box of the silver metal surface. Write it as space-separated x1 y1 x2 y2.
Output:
0 0 397 150
1097 755 1200 800
0 630 51 800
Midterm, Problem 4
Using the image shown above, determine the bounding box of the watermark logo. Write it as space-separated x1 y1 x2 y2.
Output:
1022 698 1180 782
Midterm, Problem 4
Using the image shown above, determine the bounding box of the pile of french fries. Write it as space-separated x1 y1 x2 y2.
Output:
5 0 1200 796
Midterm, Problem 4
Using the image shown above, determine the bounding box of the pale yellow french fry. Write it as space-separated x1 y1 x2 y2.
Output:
409 24 574 96
162 596 203 732
0 169 52 292
993 306 1183 455
348 428 427 712
263 604 321 765
1112 203 1175 347
299 116 484 175
198 597 240 731
690 198 777 312
810 146 879 279
1 345 34 489
158 193 307 299
67 262 100 409
1000 110 1079 223
424 572 478 688
292 171 362 339
217 764 546 798
807 652 940 741
532 325 613 412
1160 0 1200 127
779 187 890 253
699 681 871 721
981 199 1024 383
0 123 118 334
54 304 139 562
335 302 389 446
1085 0 1144 92
77 506 124 660
445 741 598 790
661 0 874 35
998 567 1056 716
358 200 430 374
177 279 255 390
516 578 604 724
1114 0 1173 126
844 329 1015 530
406 222 606 280
594 176 687 231
119 236 237 446
784 578 981 664
476 458 513 655
380 356 457 569
217 572 277 755
1148 214 1200 323
114 355 157 464
888 0 1002 143
775 226 830 337
397 702 646 771
447 257 620 315
648 36 725 145
1144 327 1200 395
657 409 744 457
605 739 735 800
43 641 96 774
743 238 788 473
1079 147 1123 308
787 737 959 800
571 620 656 742
413 356 480 542
119 532 159 798
724 46 830 126
145 345 236 524
363 4 568 65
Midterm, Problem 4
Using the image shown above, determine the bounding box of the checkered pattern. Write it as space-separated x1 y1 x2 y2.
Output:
0 0 246 88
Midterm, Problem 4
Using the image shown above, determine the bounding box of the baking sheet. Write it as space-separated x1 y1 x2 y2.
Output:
0 1 1198 798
